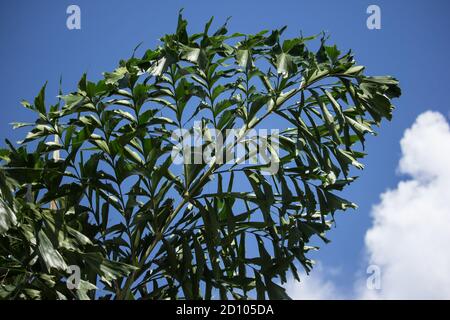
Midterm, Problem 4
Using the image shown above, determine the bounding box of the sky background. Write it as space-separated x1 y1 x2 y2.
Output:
1 0 450 298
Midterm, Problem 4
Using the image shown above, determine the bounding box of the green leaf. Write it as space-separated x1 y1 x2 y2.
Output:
104 67 128 85
276 53 296 77
0 199 17 235
236 49 253 69
34 83 47 115
38 230 68 272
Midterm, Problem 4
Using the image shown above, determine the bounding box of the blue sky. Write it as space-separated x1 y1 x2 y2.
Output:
1 0 450 298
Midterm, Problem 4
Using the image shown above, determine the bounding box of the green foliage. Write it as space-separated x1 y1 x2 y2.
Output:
0 13 400 300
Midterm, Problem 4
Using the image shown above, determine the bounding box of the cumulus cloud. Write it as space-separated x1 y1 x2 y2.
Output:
285 263 344 300
286 111 450 299
362 111 450 299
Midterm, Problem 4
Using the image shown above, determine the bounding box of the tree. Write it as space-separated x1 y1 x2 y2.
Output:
0 13 400 300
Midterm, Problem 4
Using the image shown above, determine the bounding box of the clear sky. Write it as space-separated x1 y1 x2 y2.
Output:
1 0 450 298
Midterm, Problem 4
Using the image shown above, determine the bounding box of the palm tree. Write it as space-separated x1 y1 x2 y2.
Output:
0 13 400 300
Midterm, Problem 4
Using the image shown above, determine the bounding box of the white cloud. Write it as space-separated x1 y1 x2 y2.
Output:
285 263 344 300
362 111 450 299
286 111 450 299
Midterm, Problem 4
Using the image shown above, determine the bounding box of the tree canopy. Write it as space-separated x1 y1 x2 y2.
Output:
0 13 400 300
